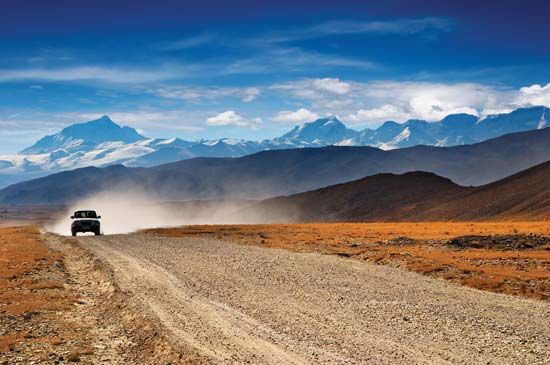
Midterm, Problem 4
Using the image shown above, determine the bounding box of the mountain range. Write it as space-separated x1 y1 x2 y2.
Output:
1 127 549 205
240 160 550 222
0 106 547 188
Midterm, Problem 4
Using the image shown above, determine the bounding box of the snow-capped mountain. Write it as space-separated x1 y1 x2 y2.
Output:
356 107 547 149
278 116 359 145
21 115 147 155
0 106 548 187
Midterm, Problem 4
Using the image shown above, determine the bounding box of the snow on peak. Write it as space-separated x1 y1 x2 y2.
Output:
323 116 338 126
394 127 411 142
538 107 547 129
378 127 411 150
335 138 356 146
221 138 242 145
156 137 177 145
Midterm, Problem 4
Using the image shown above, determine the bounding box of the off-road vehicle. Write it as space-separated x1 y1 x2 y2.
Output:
71 210 101 236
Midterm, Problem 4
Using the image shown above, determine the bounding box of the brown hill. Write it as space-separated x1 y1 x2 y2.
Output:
438 160 550 221
244 161 550 222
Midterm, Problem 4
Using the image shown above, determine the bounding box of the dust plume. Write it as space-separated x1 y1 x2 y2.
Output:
45 188 254 236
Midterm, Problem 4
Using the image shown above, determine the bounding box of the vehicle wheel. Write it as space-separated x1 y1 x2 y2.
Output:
94 229 100 236
71 231 76 236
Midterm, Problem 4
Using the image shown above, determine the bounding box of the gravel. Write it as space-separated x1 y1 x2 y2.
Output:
77 234 550 365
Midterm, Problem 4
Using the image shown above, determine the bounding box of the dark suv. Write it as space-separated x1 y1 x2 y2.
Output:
71 210 101 236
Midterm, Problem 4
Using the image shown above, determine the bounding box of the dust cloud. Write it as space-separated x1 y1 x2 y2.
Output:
46 189 253 236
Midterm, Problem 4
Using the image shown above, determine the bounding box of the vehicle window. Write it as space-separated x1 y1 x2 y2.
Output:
74 211 97 218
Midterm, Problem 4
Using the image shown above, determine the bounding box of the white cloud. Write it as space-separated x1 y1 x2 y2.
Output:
272 79 521 124
272 78 353 100
0 66 178 83
312 78 350 95
206 111 262 127
355 81 505 121
515 83 550 107
344 81 550 125
272 108 319 124
153 86 260 103
347 105 410 125
242 87 261 102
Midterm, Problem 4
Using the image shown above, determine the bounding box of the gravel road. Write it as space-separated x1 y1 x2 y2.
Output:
76 234 550 364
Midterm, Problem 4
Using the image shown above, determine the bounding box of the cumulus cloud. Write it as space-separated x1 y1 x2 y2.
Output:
241 87 261 102
272 108 319 123
353 81 519 122
347 105 410 125
272 77 353 100
516 83 550 107
344 81 550 125
312 78 351 95
272 79 522 125
206 111 262 127
351 81 494 120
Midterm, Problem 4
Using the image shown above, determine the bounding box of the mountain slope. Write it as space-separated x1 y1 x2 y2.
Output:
437 161 550 220
279 116 359 144
1 106 548 188
0 128 549 205
21 116 146 154
358 107 547 149
472 106 548 141
244 172 469 222
242 161 550 222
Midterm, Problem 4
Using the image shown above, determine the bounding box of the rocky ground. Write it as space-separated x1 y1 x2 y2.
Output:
76 233 550 364
446 234 550 250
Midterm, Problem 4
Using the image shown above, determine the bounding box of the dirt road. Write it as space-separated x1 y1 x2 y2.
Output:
76 234 550 364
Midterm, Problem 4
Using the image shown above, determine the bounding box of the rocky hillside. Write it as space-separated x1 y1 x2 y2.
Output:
244 161 550 222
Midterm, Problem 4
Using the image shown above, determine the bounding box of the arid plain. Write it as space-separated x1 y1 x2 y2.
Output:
2 221 550 364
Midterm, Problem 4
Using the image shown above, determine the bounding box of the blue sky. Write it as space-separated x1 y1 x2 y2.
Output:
1 0 550 153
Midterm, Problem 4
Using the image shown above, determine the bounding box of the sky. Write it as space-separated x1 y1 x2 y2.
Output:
1 0 550 153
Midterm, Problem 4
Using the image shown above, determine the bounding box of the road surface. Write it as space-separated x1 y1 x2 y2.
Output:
75 234 550 364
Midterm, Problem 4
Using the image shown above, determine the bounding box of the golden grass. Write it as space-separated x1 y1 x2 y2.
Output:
0 227 68 315
0 226 73 353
